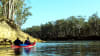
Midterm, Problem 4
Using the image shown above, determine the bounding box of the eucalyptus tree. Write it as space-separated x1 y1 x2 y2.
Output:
15 0 32 27
40 22 54 40
29 26 41 38
23 13 100 40
82 21 89 37
66 16 79 37
0 0 32 27
77 16 85 36
0 0 16 20
55 19 65 38
88 13 100 36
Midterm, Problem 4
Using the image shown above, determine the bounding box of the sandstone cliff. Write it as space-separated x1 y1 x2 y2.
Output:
0 19 42 44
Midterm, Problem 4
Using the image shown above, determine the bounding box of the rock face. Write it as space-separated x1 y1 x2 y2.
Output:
0 20 42 44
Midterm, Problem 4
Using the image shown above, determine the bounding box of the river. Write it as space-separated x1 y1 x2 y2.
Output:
0 41 100 56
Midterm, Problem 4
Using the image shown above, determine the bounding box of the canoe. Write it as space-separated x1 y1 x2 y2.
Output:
11 41 36 48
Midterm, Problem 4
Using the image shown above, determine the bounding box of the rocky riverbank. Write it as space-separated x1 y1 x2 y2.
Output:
0 19 43 45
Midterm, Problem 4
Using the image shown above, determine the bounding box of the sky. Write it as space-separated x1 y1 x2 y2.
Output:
21 0 100 29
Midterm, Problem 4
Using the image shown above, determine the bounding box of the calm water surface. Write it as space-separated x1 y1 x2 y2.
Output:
0 41 100 56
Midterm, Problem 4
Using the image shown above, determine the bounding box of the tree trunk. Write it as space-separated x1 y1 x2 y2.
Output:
12 0 15 20
8 0 11 19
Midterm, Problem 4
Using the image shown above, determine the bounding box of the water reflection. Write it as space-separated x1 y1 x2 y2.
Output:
24 48 32 54
22 47 36 56
14 48 22 56
0 41 100 56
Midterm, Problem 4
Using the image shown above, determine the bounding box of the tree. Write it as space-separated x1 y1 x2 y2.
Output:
23 13 100 40
88 13 100 36
0 0 32 28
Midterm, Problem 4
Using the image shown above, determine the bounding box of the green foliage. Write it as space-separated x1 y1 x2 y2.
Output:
0 0 32 28
15 6 32 27
15 0 32 27
23 13 100 40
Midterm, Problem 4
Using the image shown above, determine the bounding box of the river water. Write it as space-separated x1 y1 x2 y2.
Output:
0 41 100 56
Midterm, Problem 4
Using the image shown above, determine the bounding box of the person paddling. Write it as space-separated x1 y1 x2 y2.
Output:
24 37 31 45
14 38 23 46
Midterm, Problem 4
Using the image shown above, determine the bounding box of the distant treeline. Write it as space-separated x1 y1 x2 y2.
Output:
23 13 100 40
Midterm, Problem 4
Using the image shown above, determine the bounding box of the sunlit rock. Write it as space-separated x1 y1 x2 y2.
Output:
0 20 42 44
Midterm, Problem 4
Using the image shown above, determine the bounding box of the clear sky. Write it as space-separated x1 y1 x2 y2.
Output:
21 0 100 29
